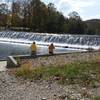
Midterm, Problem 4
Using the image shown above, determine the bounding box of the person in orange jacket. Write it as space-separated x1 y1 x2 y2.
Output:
30 42 37 57
48 43 55 54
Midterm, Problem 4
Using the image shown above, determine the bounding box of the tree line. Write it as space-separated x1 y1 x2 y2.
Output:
0 0 99 35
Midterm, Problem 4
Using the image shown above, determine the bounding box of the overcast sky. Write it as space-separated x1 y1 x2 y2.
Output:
1 0 100 20
41 0 100 20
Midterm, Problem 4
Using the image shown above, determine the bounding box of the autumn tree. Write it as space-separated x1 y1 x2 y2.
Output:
68 11 87 34
0 3 8 27
11 0 22 27
1 0 98 35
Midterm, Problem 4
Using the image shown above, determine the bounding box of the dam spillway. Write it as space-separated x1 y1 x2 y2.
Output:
0 31 100 46
0 31 100 60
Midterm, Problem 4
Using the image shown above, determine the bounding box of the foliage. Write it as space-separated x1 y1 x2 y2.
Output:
86 19 100 35
0 0 99 35
0 0 85 34
14 60 100 86
0 3 8 26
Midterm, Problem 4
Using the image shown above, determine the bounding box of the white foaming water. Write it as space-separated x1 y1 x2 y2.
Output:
0 37 99 50
0 31 100 60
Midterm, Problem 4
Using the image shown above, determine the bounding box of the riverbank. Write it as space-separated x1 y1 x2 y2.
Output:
0 51 100 100
1 71 100 100
20 51 100 67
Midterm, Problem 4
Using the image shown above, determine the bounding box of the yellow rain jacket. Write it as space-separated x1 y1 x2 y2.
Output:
30 43 37 52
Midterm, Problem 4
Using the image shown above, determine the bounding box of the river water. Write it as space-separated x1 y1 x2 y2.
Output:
0 31 100 60
0 41 85 60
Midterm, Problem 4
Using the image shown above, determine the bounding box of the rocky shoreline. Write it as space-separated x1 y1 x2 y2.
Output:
0 51 100 100
0 71 100 100
21 51 100 67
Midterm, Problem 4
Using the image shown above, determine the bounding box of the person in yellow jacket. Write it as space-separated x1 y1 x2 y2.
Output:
48 43 55 54
30 42 37 57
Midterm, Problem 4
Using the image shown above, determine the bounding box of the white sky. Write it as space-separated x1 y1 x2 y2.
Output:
41 0 100 20
1 0 100 20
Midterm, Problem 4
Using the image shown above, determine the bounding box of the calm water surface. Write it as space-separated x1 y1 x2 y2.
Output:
0 42 84 60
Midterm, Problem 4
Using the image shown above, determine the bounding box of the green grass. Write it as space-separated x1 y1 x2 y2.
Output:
14 63 46 80
14 61 100 85
93 96 100 100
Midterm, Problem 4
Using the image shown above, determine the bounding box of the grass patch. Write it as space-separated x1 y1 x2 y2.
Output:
14 60 100 85
93 96 100 100
15 63 46 80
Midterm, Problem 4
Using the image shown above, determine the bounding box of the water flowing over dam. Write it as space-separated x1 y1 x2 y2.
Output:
0 31 100 60
0 31 100 46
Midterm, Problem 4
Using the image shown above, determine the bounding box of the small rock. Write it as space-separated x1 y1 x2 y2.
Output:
54 94 57 96
58 94 67 100
41 97 47 100
2 80 6 83
92 81 100 88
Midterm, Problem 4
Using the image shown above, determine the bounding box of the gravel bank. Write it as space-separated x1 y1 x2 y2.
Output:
0 51 100 100
21 51 100 67
0 71 100 100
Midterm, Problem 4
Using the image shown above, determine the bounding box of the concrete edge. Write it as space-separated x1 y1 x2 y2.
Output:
6 50 99 68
